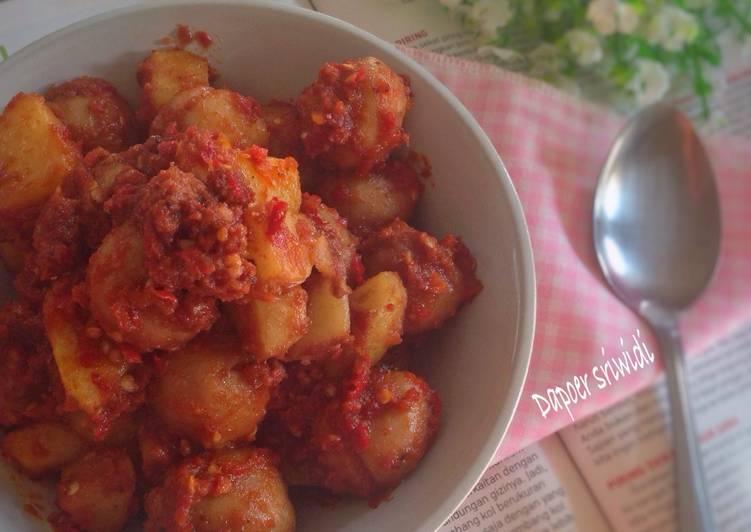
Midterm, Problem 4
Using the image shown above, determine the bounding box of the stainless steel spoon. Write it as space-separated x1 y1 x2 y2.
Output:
593 104 720 532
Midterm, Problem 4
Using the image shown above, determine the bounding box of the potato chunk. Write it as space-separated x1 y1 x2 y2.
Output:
2 422 84 478
244 207 313 292
46 76 138 153
288 273 350 360
137 49 209 123
0 93 79 220
151 334 277 448
173 128 301 211
228 287 309 360
43 287 142 423
350 272 407 364
145 448 295 532
151 86 268 149
57 448 135 532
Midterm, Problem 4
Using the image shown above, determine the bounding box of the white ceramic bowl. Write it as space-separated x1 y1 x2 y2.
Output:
0 2 535 531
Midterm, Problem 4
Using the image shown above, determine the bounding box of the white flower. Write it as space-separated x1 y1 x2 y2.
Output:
628 59 670 106
587 0 618 36
469 0 514 39
439 0 464 10
645 6 699 52
617 4 639 34
587 0 640 36
566 30 603 66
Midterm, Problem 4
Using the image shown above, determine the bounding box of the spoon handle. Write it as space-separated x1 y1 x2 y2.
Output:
652 314 715 532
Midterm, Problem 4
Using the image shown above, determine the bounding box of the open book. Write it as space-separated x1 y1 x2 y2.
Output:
439 323 751 532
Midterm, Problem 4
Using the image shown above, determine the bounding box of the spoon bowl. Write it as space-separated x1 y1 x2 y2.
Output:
594 104 720 313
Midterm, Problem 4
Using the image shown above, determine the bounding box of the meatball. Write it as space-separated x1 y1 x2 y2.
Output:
56 448 136 532
151 334 280 448
317 158 423 235
46 76 139 153
144 448 295 532
361 220 482 335
87 221 219 351
356 370 439 487
297 57 411 173
277 367 439 499
150 87 269 149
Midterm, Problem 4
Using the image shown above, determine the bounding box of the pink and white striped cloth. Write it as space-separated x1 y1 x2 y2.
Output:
402 47 751 462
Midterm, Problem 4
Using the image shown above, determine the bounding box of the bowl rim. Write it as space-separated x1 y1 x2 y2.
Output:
0 2 537 530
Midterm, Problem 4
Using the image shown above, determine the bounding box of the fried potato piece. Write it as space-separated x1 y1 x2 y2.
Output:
137 49 209 124
57 448 135 532
287 273 350 361
46 76 138 153
2 422 85 478
43 286 143 423
151 86 268 149
228 286 309 360
0 93 79 223
173 128 301 211
350 272 407 364
244 205 313 291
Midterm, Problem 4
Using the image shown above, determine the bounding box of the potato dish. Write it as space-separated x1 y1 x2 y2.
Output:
0 37 481 532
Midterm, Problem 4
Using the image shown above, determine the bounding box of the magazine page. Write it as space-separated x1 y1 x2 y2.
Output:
558 324 751 532
439 436 611 532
